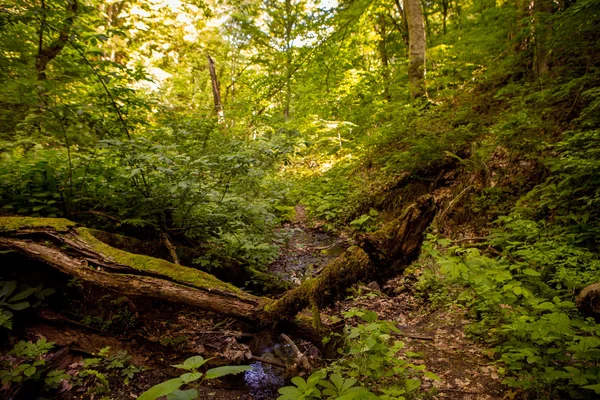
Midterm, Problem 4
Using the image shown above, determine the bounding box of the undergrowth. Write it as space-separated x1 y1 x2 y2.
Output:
280 309 439 400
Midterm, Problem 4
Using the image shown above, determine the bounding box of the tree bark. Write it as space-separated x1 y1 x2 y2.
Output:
393 0 410 49
404 0 427 98
576 282 600 320
159 230 180 265
265 196 436 319
36 0 78 80
0 231 265 321
375 13 391 101
207 54 224 122
283 0 294 121
441 0 450 35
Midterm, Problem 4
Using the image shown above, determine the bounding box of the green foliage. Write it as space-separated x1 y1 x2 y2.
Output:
73 346 145 395
422 229 599 398
349 209 379 232
302 179 350 228
278 370 379 400
279 309 439 400
0 338 69 391
0 280 55 331
137 355 251 400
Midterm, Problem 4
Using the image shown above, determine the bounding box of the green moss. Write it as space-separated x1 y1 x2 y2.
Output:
0 217 76 232
248 267 290 293
77 227 253 298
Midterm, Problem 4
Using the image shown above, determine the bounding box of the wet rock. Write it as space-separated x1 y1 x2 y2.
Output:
244 362 285 400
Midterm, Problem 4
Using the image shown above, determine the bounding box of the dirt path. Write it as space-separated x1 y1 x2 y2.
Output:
330 274 506 400
268 207 505 399
7 208 504 400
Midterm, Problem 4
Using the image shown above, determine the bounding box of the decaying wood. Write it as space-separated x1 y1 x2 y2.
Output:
0 196 435 330
0 230 266 321
576 282 600 320
250 355 288 369
281 333 311 371
265 196 436 320
160 230 181 265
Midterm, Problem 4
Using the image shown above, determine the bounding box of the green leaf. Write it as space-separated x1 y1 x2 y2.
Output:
7 301 30 310
512 286 522 295
1 281 17 298
522 268 541 277
9 287 38 302
180 372 202 383
405 378 421 392
291 376 307 391
583 384 600 394
330 373 344 391
277 386 303 396
36 288 56 300
24 366 36 377
167 389 199 400
424 371 441 381
173 356 210 371
137 378 183 400
342 377 358 392
205 365 252 379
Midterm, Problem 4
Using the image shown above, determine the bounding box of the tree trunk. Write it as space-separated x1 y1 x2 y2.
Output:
404 0 427 98
531 0 555 78
36 0 78 80
393 0 410 50
207 54 224 123
441 0 449 35
283 0 294 121
0 226 266 321
0 197 435 328
376 14 391 101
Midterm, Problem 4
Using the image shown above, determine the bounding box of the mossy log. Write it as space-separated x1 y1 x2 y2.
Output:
576 282 600 320
0 196 435 327
265 196 436 320
0 218 267 321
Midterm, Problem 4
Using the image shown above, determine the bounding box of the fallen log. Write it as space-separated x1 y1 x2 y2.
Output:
0 217 267 321
265 196 436 320
0 196 435 328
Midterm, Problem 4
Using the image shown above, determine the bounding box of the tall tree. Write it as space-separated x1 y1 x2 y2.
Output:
35 0 78 80
207 54 224 122
404 0 426 98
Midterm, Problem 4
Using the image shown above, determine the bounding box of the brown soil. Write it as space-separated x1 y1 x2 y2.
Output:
329 274 506 400
2 205 507 400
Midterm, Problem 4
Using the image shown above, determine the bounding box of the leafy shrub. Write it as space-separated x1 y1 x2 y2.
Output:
349 209 379 232
0 280 55 331
279 309 439 400
422 234 599 398
71 346 145 395
0 338 69 390
138 355 251 400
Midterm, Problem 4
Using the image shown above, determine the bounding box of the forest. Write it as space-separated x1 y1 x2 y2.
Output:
0 0 599 399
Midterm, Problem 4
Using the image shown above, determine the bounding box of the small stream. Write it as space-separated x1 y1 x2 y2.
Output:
244 333 295 399
244 223 347 398
268 224 347 285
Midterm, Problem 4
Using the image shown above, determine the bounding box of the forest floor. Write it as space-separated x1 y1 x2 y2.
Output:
7 210 506 400
270 210 506 400
329 282 506 400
